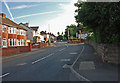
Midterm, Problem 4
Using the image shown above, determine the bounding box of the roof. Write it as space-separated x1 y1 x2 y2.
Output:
19 23 33 30
0 16 27 31
30 26 39 31
40 31 56 37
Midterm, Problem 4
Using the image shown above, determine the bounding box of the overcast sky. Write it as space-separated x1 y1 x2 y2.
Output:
2 0 77 35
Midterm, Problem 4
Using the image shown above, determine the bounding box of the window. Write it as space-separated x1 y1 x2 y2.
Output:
17 39 26 46
8 27 16 34
17 29 25 35
2 39 7 47
18 39 20 46
9 39 16 46
2 25 7 32
17 30 20 35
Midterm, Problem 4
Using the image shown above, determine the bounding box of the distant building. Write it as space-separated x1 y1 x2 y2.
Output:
30 26 40 44
19 23 33 46
76 31 87 39
0 13 27 48
40 31 56 43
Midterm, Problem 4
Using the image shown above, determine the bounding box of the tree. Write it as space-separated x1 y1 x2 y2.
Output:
64 24 78 40
57 32 60 36
74 2 120 45
61 32 64 36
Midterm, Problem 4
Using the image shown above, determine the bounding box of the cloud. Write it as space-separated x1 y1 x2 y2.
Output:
3 0 14 20
13 11 60 19
41 0 77 35
10 4 39 10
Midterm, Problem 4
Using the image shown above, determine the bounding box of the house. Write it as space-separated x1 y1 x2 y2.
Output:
19 23 33 46
40 31 56 43
0 13 31 56
40 31 49 42
48 33 56 43
76 31 87 39
0 13 27 48
30 26 40 44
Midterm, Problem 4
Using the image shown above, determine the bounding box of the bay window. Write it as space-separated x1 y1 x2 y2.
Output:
17 29 26 35
9 27 16 34
9 39 16 46
17 39 26 46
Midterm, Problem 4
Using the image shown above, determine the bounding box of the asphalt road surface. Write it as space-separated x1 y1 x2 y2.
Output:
2 42 83 81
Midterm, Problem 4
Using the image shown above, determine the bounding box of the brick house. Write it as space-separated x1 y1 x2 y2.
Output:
19 23 33 46
0 13 31 56
0 13 27 48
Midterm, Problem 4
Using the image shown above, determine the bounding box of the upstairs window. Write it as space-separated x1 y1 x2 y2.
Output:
17 29 26 36
2 25 7 32
9 27 16 34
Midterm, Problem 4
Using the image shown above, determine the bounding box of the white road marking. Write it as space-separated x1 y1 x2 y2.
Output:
69 52 78 55
63 64 71 68
17 63 27 66
59 48 66 51
32 53 54 64
0 73 10 78
61 59 70 62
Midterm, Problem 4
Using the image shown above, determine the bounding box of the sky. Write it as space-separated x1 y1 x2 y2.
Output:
1 0 77 36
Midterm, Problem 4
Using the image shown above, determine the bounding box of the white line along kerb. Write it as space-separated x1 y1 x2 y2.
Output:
0 73 10 78
32 53 54 64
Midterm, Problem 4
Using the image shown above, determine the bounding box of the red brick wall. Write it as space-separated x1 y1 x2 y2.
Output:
67 39 85 43
32 43 49 49
18 46 30 52
2 44 32 56
2 47 20 56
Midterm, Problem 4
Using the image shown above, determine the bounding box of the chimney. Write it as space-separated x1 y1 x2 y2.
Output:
0 13 6 18
25 23 29 27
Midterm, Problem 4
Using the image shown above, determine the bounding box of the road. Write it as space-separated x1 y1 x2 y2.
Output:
2 42 83 82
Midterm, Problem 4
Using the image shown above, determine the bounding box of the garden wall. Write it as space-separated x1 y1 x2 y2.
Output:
85 40 120 64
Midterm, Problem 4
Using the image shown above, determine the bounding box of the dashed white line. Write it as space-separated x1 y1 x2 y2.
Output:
59 48 66 51
0 73 10 78
32 53 54 64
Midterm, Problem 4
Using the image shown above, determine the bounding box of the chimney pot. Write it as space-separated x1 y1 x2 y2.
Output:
0 13 6 18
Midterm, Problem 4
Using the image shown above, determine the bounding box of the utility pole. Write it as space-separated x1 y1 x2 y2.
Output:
48 24 51 44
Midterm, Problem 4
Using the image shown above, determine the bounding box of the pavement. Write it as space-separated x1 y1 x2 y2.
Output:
71 44 120 83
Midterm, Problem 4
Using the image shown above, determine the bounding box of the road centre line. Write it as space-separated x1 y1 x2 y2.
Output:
32 53 54 64
0 73 10 78
59 48 66 51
